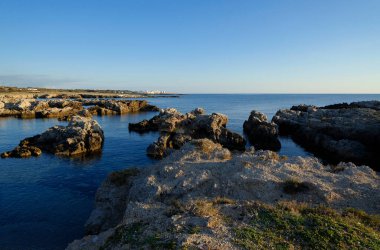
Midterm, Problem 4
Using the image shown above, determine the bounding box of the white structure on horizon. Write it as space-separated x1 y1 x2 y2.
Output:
144 90 166 94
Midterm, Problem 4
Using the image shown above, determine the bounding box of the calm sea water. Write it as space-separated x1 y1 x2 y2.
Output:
1 94 379 250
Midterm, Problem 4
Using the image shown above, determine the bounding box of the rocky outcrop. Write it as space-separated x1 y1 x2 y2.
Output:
1 116 104 158
85 168 140 235
84 99 158 115
272 101 380 170
243 110 281 151
0 97 158 119
67 139 379 249
0 98 83 119
321 100 380 111
129 108 246 158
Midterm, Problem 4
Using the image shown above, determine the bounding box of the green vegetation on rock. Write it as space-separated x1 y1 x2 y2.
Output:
234 203 380 249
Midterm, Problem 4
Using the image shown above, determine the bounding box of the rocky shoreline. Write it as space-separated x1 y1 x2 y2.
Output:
1 96 379 249
273 101 380 170
0 97 158 119
67 139 380 249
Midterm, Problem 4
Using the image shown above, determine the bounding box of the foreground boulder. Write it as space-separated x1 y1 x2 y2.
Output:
67 139 379 249
129 108 246 158
243 110 281 151
1 116 104 158
272 101 380 170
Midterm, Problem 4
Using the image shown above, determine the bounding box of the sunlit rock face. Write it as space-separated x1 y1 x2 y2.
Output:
129 108 246 159
1 116 104 158
67 139 379 250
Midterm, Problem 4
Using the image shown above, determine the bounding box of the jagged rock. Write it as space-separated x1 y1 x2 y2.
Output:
243 110 281 151
67 139 379 249
129 108 246 158
1 116 104 158
272 101 380 169
82 100 158 115
85 168 140 235
322 100 380 111
146 134 172 158
0 98 158 119
58 109 93 121
1 145 42 158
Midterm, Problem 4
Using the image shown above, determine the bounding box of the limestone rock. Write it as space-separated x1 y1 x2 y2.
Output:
67 139 379 249
243 110 281 151
272 101 380 169
2 116 104 157
129 108 246 158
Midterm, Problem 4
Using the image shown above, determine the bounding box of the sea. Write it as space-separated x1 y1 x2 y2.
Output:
1 94 379 250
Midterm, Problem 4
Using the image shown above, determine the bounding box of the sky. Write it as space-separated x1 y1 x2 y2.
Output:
0 0 379 93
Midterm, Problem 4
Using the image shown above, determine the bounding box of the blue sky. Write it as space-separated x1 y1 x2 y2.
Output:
0 0 379 93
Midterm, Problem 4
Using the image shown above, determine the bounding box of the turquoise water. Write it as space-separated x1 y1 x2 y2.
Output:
1 94 379 249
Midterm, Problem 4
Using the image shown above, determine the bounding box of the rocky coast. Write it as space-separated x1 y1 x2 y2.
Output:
0 97 158 119
1 94 379 249
129 108 246 158
67 139 380 249
273 101 380 170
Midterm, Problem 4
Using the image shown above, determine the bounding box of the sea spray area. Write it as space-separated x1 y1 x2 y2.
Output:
1 94 379 249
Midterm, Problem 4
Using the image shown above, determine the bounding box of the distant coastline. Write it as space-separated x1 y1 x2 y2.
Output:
0 85 181 98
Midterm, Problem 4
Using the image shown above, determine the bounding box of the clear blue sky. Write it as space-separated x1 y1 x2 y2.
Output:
0 0 379 93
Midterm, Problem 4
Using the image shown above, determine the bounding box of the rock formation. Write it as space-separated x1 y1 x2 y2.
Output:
243 110 281 151
84 99 158 116
67 139 379 249
1 116 104 158
272 101 380 170
129 108 246 158
0 97 158 119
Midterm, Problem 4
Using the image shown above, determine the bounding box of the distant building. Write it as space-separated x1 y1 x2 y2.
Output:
144 90 166 94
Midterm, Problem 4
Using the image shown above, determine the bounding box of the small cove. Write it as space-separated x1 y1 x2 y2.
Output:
1 94 379 249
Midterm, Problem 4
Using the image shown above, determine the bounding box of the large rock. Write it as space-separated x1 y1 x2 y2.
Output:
85 168 140 235
82 100 158 115
243 110 281 151
272 101 380 169
1 116 104 158
0 97 158 119
129 108 246 158
67 139 379 249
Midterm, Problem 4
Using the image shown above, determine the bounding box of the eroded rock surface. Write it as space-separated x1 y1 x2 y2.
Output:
84 99 158 116
272 101 380 169
129 108 246 158
243 110 281 151
1 116 104 158
67 139 379 250
0 97 158 119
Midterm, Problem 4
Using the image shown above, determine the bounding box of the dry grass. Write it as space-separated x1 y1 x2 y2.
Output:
191 199 223 229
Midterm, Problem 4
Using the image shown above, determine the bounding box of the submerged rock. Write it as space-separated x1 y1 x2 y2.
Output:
272 101 380 169
67 139 379 249
1 116 104 158
243 110 281 151
129 108 246 158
